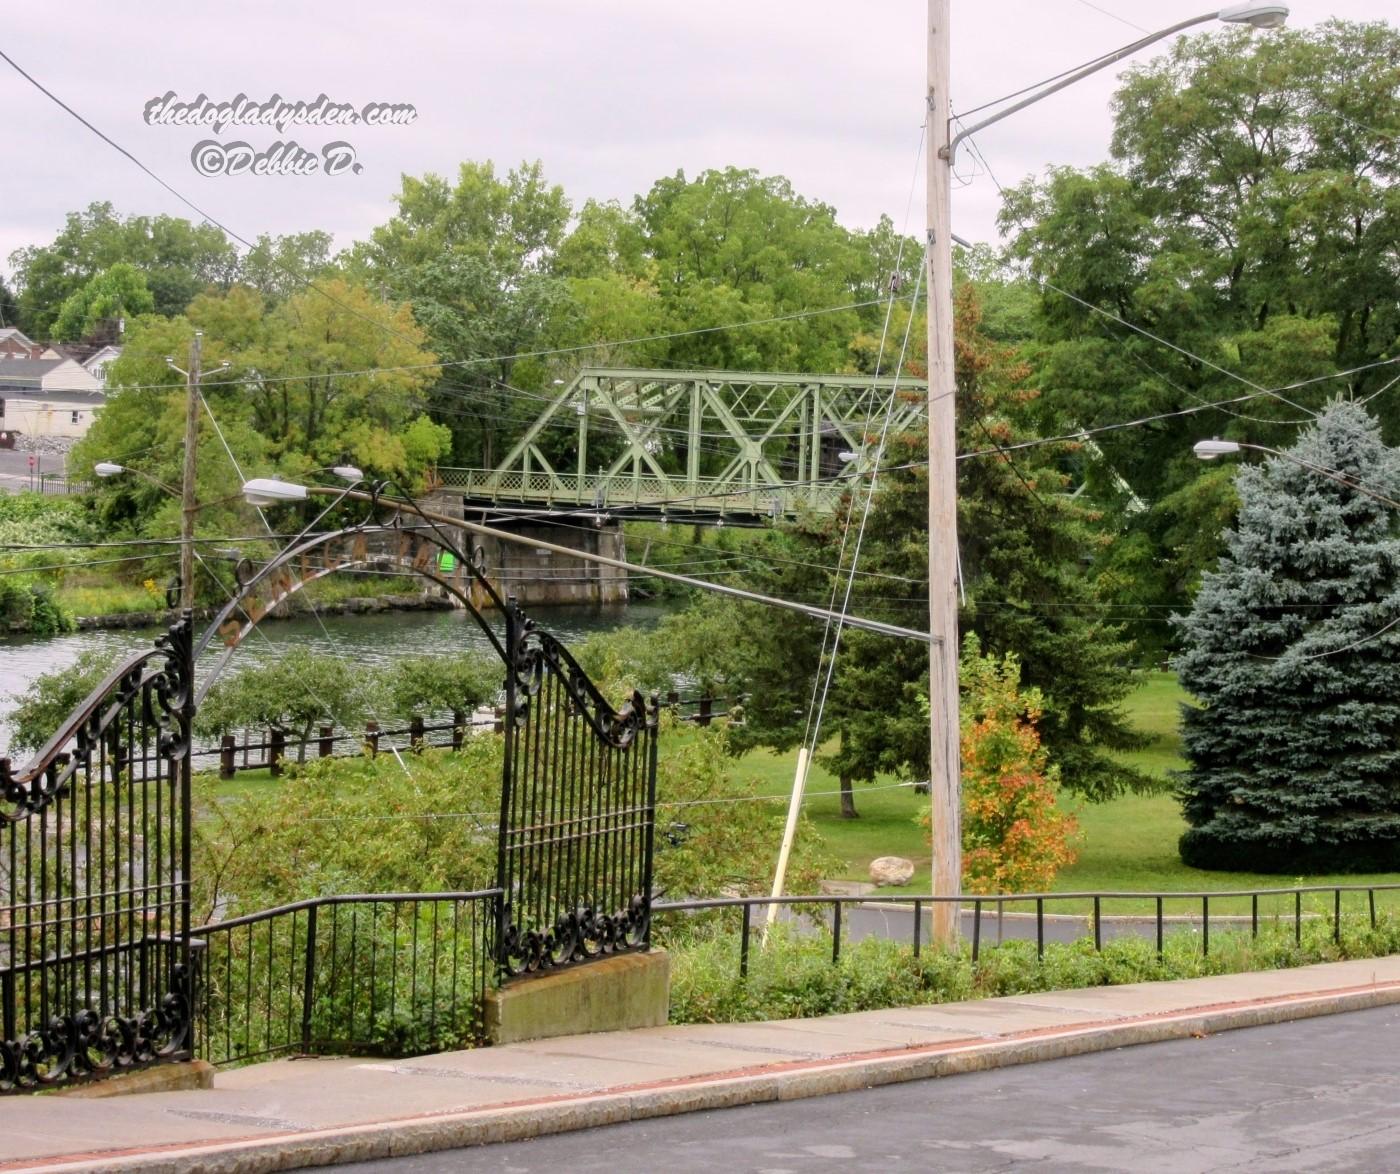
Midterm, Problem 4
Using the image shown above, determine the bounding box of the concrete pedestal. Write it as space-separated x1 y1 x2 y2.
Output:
484 950 669 1045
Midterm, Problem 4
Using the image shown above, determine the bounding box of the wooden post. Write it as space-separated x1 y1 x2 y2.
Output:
698 696 713 728
926 0 961 947
318 724 333 758
451 710 466 750
180 332 201 610
410 714 425 752
365 719 379 758
269 727 284 777
219 734 235 780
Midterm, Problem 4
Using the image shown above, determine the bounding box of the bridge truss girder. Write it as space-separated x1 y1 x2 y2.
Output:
438 366 928 518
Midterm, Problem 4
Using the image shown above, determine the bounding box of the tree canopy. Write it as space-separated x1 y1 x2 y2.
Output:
52 263 154 342
1000 19 1400 655
7 202 238 336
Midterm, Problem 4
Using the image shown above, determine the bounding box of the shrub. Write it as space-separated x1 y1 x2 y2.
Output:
666 912 1400 1026
6 648 115 755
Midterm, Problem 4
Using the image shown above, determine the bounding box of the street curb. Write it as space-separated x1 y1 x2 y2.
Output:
18 979 1400 1174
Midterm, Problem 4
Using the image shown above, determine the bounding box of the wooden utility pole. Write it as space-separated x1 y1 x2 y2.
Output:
180 330 202 611
926 0 961 946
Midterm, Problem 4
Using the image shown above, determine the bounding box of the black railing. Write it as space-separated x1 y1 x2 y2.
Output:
654 884 1400 976
194 890 499 1067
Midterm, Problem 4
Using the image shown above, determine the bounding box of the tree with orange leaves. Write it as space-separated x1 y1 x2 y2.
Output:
953 634 1078 894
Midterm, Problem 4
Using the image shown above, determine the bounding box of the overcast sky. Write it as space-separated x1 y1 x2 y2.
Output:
1 1 1393 282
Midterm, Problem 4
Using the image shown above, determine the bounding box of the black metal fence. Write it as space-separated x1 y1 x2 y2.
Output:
654 884 1400 977
0 617 194 1092
195 890 499 1067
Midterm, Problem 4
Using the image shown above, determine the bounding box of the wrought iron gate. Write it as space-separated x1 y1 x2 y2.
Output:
496 604 658 976
0 617 194 1091
0 505 663 1092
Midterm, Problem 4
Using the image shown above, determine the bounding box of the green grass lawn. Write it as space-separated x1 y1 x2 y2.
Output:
740 670 1400 912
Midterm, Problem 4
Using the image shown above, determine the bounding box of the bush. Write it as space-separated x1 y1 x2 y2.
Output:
193 743 502 920
0 493 96 546
0 578 73 637
378 653 500 721
6 648 115 755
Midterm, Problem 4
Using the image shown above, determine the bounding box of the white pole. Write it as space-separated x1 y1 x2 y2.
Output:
763 746 812 941
927 0 962 946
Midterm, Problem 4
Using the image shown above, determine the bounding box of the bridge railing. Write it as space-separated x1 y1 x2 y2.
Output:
436 468 849 515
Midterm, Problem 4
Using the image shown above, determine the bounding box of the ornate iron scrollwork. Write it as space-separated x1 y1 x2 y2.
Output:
498 896 654 978
0 967 191 1092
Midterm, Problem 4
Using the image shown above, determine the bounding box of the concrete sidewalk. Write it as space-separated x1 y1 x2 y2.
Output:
7 955 1400 1174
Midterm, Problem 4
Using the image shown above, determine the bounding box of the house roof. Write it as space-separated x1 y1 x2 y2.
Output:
0 359 63 379
49 343 100 364
0 358 105 400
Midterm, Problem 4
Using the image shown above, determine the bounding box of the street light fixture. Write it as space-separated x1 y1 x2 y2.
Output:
1218 3 1290 28
241 478 309 507
331 465 364 484
1192 439 1243 460
943 5 1289 164
93 461 180 497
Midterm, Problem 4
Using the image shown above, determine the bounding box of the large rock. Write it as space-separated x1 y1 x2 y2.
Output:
869 856 915 887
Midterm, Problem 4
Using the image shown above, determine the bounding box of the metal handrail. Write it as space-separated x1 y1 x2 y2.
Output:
193 888 504 935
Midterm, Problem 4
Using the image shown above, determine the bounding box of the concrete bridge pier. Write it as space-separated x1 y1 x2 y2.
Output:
423 491 628 608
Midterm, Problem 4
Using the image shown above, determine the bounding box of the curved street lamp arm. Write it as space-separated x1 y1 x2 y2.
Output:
944 12 1220 165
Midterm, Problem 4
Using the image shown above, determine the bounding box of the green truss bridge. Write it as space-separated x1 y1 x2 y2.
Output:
436 367 928 521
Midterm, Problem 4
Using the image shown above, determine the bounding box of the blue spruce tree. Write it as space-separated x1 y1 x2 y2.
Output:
1177 401 1400 872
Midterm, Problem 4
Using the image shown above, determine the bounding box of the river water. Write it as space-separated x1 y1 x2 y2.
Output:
0 603 667 750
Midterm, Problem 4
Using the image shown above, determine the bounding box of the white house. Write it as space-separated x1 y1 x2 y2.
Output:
82 345 122 387
0 357 104 439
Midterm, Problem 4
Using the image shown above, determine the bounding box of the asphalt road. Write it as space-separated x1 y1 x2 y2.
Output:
0 447 67 492
351 1004 1400 1172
